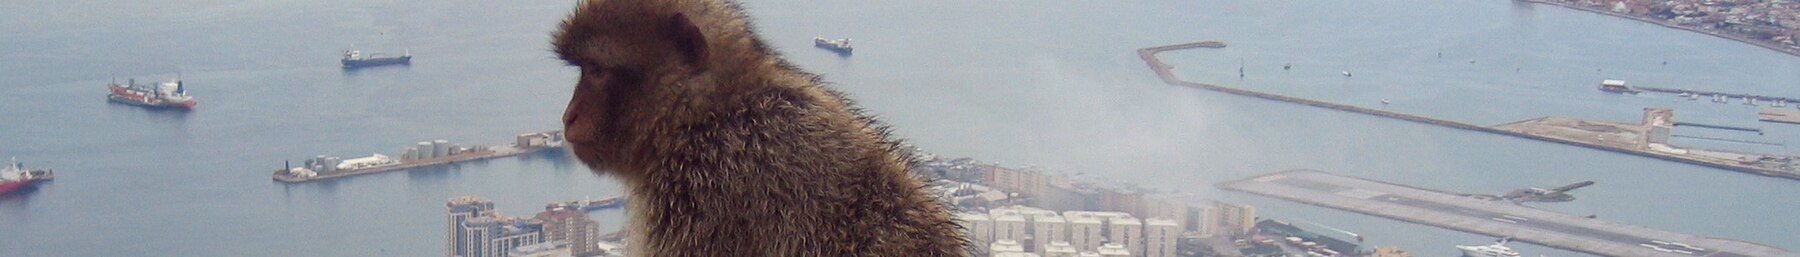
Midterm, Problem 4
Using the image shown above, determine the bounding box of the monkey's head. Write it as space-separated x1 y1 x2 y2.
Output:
553 0 779 178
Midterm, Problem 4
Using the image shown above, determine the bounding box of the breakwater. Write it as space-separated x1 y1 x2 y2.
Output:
1137 41 1800 181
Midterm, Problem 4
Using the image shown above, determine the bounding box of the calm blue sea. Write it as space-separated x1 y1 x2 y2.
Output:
2 0 1795 256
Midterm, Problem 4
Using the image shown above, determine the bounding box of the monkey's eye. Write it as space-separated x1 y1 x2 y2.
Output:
581 65 605 77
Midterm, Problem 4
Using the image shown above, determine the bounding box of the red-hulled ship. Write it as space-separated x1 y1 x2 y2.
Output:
0 158 54 196
108 78 196 109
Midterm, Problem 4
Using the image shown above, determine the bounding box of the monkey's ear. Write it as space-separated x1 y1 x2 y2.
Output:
663 13 708 69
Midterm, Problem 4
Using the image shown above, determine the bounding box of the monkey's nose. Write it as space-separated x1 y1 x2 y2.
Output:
562 108 595 144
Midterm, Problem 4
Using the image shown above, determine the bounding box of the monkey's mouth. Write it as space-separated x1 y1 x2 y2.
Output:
567 142 612 172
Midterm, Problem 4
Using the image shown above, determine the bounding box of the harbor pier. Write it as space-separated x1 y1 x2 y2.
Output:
1221 170 1797 257
272 131 566 183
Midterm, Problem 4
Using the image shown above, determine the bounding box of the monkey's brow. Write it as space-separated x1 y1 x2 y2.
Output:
555 55 580 66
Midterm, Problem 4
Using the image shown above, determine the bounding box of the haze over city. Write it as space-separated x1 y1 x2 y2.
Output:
3 0 1799 257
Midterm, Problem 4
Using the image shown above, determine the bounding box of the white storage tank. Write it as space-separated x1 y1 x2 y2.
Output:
418 141 435 158
433 139 449 158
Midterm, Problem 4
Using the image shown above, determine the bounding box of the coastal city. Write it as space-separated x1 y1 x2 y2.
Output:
1532 0 1800 56
433 148 1791 257
435 152 1407 257
4 0 1800 257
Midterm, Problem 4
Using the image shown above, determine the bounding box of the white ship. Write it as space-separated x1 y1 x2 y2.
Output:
1456 238 1522 257
813 36 853 55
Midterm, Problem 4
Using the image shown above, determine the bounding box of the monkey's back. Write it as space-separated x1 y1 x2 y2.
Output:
621 85 969 257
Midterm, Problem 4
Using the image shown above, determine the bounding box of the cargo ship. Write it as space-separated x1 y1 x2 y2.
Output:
273 131 565 183
107 78 196 109
0 158 54 196
341 49 411 68
813 37 853 55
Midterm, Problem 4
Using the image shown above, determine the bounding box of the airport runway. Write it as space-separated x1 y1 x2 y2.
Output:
1219 170 1794 257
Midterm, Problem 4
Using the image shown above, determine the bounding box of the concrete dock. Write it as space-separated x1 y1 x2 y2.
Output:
1220 170 1797 257
271 131 566 183
1759 108 1800 124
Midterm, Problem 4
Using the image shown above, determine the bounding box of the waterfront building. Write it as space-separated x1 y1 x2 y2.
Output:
1196 204 1219 237
447 196 604 257
458 215 543 257
1038 180 1101 212
1141 196 1193 231
1214 202 1257 236
447 196 496 257
983 165 1049 200
535 205 602 257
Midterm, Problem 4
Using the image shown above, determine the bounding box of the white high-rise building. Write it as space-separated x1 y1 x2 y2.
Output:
446 196 495 257
1030 212 1067 255
1107 216 1143 256
1143 218 1180 257
960 212 996 247
1065 212 1105 252
992 209 1030 245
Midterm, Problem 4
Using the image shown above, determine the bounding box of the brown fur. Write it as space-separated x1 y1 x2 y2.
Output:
552 0 970 256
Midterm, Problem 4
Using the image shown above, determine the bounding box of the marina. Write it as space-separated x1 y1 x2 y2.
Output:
1599 80 1800 113
1220 170 1798 257
272 131 565 183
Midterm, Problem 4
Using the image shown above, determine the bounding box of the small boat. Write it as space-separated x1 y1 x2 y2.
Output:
1457 238 1522 257
1380 99 1390 105
1342 71 1352 77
